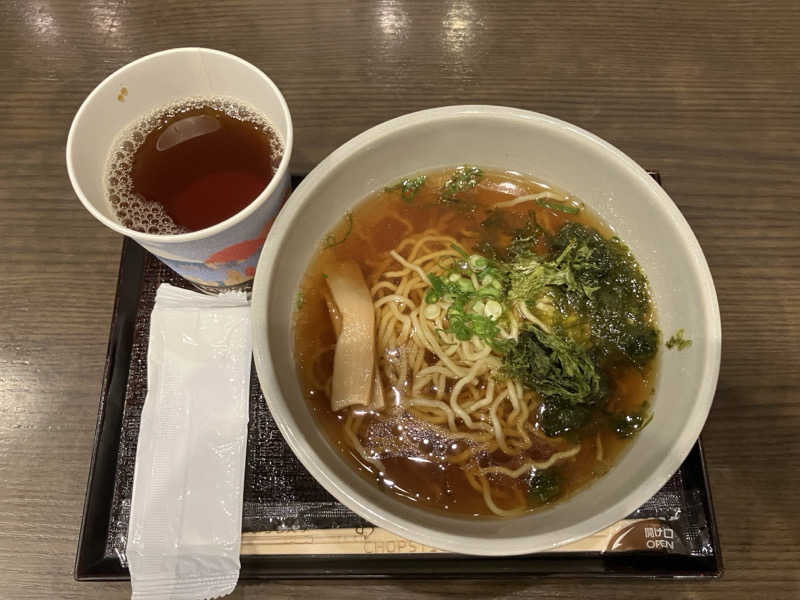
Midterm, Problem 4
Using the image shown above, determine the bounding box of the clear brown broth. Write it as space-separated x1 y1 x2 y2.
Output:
293 168 654 517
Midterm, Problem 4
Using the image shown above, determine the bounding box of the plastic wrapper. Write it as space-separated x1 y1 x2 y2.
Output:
126 284 251 599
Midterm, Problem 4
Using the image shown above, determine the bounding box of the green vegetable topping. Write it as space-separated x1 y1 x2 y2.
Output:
440 165 483 203
666 329 692 350
295 290 305 310
385 175 427 203
502 327 606 407
507 213 549 260
611 409 653 438
548 223 659 367
528 468 561 504
539 399 594 437
506 240 581 303
484 299 503 320
450 243 469 258
536 197 581 214
324 212 353 248
469 254 489 271
424 272 447 304
480 209 506 231
415 209 658 442
421 250 511 350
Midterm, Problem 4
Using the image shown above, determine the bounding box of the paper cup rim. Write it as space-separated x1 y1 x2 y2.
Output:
65 47 293 244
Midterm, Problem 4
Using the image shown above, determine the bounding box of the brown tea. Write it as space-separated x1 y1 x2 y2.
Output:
106 98 282 234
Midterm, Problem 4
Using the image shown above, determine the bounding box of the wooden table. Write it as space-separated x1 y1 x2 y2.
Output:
1 1 798 598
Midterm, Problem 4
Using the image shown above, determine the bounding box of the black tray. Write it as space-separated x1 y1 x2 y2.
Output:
76 173 722 580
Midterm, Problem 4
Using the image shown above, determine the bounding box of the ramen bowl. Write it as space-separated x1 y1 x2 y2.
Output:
251 105 721 556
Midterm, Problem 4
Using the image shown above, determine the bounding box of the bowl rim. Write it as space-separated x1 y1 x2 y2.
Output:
251 105 721 556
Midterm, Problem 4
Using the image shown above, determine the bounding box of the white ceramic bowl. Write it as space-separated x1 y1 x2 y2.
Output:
251 105 721 556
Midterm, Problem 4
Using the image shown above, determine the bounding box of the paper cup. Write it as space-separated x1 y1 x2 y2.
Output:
66 48 293 290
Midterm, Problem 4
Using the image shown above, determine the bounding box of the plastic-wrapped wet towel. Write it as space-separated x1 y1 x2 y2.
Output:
127 284 251 600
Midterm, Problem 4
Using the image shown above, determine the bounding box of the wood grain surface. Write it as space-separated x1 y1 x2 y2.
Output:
1 1 798 598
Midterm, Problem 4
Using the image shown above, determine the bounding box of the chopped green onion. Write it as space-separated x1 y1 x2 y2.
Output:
449 243 469 258
457 278 475 293
425 273 446 303
448 273 461 283
477 286 502 299
485 300 503 320
323 212 354 248
468 254 489 271
423 304 441 319
472 300 486 315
